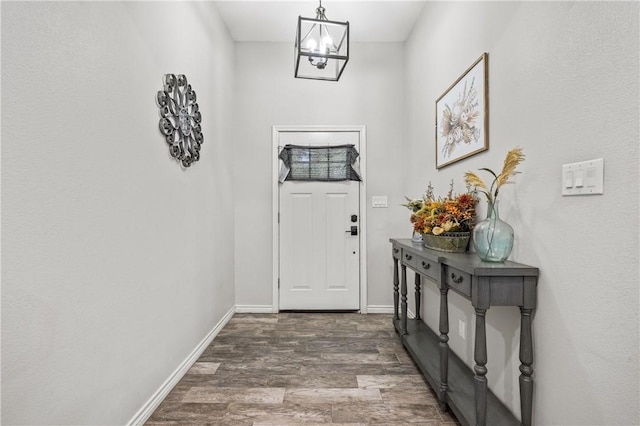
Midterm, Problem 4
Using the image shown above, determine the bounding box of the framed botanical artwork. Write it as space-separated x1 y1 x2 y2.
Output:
435 53 488 169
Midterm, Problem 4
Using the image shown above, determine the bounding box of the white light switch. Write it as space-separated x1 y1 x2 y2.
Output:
562 158 604 196
372 196 388 208
574 170 584 187
564 171 574 188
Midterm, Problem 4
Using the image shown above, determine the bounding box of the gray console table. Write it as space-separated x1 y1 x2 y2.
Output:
390 238 538 426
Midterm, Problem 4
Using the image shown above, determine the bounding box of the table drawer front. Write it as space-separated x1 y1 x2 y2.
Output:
402 251 418 269
392 244 401 260
445 266 471 297
417 258 439 281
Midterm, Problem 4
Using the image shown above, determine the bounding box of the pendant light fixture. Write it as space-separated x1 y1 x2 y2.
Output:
294 0 349 81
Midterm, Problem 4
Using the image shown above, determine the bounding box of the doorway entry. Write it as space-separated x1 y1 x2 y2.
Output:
272 125 367 312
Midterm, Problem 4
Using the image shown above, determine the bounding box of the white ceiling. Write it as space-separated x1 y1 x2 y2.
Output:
213 1 428 42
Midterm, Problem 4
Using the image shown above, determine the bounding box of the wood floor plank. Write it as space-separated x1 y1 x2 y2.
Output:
186 362 221 375
182 387 285 404
356 374 427 389
283 388 383 404
222 402 333 424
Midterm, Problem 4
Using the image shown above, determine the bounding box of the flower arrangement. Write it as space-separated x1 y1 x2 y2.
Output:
402 197 424 214
463 147 525 204
404 182 477 236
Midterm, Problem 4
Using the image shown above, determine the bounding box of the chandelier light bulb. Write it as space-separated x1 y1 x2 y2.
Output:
321 35 333 50
306 39 317 51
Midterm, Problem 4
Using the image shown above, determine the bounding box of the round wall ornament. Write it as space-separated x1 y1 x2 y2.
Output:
156 74 203 167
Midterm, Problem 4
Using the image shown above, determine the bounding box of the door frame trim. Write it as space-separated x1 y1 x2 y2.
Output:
272 125 367 313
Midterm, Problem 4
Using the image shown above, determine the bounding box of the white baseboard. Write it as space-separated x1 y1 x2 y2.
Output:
237 305 408 315
367 305 415 319
127 305 236 426
235 304 276 313
366 305 394 314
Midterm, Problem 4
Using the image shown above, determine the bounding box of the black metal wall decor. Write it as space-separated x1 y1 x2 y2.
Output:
156 74 203 167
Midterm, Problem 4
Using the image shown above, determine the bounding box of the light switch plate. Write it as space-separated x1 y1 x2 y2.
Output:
562 158 604 196
372 196 388 208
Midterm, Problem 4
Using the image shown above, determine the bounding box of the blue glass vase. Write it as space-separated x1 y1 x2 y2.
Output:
472 201 514 262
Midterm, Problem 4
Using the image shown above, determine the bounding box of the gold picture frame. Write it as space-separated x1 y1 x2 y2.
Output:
435 53 489 169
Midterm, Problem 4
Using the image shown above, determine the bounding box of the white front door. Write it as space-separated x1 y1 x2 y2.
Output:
278 131 361 310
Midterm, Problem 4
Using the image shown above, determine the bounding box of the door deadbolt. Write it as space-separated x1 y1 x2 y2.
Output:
351 215 358 223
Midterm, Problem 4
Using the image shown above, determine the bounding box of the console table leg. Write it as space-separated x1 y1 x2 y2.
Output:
474 308 488 426
520 307 534 426
393 257 399 321
438 287 449 411
401 264 408 335
414 273 422 320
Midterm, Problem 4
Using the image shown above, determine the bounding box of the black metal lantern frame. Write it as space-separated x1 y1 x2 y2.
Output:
294 3 349 81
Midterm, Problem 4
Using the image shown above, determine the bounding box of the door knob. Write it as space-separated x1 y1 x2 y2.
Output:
345 226 358 236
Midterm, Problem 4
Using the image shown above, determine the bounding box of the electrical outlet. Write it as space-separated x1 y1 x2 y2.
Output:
458 320 466 340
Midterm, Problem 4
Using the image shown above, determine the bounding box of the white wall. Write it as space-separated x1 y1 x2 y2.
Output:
404 1 639 424
233 42 407 310
1 2 235 424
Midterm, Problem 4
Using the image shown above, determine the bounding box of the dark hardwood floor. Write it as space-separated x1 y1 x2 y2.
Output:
147 312 459 425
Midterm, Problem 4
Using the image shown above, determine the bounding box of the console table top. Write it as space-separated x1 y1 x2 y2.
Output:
390 238 539 277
